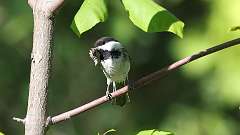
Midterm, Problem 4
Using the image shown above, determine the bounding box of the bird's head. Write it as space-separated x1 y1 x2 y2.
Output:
89 37 125 66
94 37 122 51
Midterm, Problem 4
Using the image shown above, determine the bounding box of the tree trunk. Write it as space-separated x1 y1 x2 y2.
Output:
25 0 63 135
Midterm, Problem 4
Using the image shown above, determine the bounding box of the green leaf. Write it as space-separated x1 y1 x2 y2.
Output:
0 132 4 135
137 129 173 135
71 0 108 37
122 0 184 38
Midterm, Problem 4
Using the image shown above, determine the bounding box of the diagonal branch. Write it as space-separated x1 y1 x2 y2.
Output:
47 37 240 126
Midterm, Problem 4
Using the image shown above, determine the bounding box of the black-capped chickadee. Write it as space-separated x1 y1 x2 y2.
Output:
89 37 130 106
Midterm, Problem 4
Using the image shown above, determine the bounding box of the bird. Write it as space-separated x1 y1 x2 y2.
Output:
89 37 130 106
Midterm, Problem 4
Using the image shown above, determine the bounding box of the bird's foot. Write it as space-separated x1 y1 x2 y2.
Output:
107 94 112 100
105 91 113 100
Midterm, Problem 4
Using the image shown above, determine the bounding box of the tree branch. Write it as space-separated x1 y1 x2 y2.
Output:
47 38 240 126
22 0 64 135
13 117 25 124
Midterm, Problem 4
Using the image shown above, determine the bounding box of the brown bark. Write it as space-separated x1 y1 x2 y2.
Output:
24 0 63 135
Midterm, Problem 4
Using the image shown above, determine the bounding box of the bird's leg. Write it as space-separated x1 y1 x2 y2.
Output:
111 81 117 104
113 81 117 92
106 79 112 100
106 80 110 95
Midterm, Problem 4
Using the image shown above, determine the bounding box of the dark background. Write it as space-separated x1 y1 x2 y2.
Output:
0 0 240 135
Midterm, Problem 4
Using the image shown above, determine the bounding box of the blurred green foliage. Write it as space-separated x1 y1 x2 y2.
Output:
98 129 116 135
136 129 173 135
0 0 239 135
170 0 240 106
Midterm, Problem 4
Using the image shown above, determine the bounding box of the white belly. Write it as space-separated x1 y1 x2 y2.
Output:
101 58 130 82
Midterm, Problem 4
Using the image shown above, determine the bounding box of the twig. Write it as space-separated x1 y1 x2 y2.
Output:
48 38 240 125
13 117 25 124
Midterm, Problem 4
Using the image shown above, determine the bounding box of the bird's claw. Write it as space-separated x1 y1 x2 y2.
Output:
106 93 113 100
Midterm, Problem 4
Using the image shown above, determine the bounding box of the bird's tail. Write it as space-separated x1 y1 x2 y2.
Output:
112 81 130 107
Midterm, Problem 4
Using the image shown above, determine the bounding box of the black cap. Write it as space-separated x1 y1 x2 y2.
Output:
94 37 118 47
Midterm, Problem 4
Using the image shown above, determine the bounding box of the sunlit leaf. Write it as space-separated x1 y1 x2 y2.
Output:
137 129 173 135
122 0 184 38
0 132 4 135
71 0 108 37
